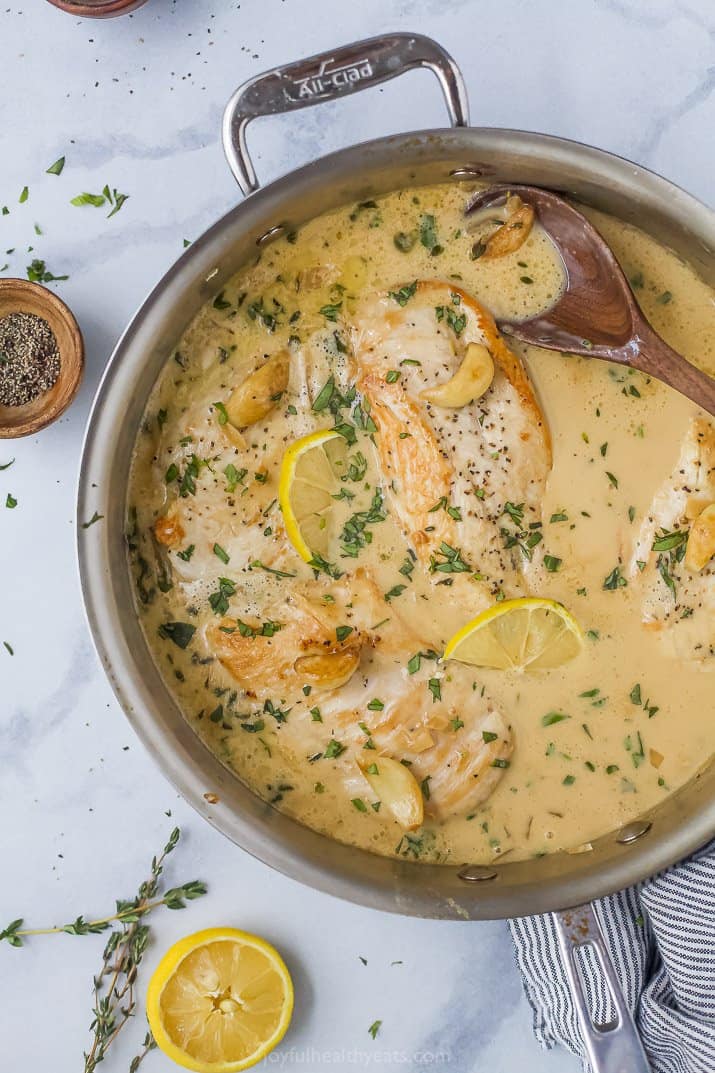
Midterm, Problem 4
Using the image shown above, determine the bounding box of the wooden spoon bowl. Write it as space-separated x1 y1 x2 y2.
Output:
466 184 715 415
0 279 84 438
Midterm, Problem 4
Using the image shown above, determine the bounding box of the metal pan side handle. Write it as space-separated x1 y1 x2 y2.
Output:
553 903 652 1073
222 32 469 194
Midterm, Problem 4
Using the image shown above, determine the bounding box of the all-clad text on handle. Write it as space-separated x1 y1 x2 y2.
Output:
222 32 469 194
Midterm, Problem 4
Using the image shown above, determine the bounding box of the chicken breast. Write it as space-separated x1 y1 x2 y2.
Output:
151 325 353 587
629 417 715 663
209 569 514 820
351 281 552 606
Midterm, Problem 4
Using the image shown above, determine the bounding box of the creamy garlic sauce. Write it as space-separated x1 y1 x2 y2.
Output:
128 183 715 865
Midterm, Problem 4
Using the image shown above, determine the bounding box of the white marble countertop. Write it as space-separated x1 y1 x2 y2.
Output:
1 1 712 1069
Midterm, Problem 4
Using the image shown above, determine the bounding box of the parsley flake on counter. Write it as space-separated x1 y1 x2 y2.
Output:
46 157 65 176
71 192 105 208
26 259 68 283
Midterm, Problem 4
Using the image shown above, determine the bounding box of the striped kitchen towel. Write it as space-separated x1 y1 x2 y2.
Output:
509 839 715 1073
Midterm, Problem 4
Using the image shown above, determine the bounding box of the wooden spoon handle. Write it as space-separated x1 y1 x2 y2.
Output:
636 324 715 416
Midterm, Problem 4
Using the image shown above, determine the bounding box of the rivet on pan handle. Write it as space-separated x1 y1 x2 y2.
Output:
553 903 652 1073
222 32 469 195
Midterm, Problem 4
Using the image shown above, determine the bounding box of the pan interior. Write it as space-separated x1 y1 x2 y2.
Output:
78 127 715 919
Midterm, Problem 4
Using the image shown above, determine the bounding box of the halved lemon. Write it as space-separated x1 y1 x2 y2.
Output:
444 597 583 672
278 428 347 561
146 927 294 1073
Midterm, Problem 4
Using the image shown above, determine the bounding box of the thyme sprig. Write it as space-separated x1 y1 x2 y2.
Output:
0 827 207 1073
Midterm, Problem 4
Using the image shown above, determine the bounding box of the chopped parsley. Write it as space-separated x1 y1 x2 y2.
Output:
419 214 442 255
208 577 236 615
319 302 342 322
249 560 296 579
224 464 247 493
158 621 195 649
388 281 417 306
541 712 570 726
428 542 471 574
324 739 346 759
435 304 466 336
603 565 627 590
213 543 230 564
340 489 386 558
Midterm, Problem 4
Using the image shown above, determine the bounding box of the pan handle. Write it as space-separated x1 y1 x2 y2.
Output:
222 32 469 194
552 903 652 1073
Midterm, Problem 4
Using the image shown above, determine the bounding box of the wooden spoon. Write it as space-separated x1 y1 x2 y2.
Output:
465 184 715 416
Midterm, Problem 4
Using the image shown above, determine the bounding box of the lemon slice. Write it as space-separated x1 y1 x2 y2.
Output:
279 428 347 561
146 927 294 1073
444 597 583 672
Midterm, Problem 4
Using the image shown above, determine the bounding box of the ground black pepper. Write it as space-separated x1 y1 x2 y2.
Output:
0 312 61 406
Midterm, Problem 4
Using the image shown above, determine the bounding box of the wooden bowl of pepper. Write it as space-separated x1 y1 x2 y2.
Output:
46 0 149 16
0 278 84 438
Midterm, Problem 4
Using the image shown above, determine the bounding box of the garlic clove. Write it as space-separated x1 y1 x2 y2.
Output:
480 196 535 260
358 755 424 830
225 349 290 429
684 502 715 572
421 342 495 408
293 646 361 691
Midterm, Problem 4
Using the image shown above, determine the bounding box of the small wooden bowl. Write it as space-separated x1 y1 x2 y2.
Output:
0 279 84 439
46 0 149 16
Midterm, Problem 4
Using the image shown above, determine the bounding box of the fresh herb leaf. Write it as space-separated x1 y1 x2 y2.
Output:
603 565 627 590
158 622 195 649
541 712 570 726
388 281 417 307
319 302 342 323
208 577 236 615
324 739 346 759
213 543 230 565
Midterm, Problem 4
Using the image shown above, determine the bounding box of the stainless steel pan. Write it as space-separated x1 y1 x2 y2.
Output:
78 34 715 1072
